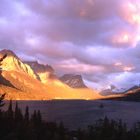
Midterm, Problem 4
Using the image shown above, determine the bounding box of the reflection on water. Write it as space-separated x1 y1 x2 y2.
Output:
2 100 140 129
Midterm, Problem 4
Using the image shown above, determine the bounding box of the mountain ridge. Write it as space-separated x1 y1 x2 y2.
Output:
0 49 38 80
0 49 104 100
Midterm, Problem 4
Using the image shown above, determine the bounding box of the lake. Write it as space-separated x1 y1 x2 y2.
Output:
3 100 140 129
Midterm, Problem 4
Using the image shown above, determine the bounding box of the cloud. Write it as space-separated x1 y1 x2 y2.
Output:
0 0 140 89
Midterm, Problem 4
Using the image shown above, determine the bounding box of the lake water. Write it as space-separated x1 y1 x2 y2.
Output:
3 100 140 129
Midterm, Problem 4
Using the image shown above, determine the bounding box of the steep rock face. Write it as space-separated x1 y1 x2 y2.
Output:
25 61 54 73
59 74 87 88
0 49 38 80
25 61 57 84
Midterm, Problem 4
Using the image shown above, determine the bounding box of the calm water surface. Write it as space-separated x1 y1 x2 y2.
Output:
3 100 140 129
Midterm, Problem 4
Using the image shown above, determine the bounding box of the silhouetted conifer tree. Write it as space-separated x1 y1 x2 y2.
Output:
14 102 23 122
7 100 13 119
58 121 66 140
31 110 37 125
24 106 29 123
0 94 5 118
77 128 84 140
1 100 140 140
37 110 42 123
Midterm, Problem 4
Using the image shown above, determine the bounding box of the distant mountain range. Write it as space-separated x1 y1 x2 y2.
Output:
120 85 140 101
101 84 140 101
100 85 126 96
0 49 104 100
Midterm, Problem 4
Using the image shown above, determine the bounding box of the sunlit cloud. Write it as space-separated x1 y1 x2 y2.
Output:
121 1 140 26
114 62 122 66
123 66 135 72
112 31 140 47
114 62 135 72
0 0 140 89
54 59 105 74
79 9 87 17
112 32 130 44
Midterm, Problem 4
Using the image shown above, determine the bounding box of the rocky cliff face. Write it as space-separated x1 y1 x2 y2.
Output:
25 61 57 83
0 50 49 100
25 61 54 73
60 74 87 88
0 49 38 80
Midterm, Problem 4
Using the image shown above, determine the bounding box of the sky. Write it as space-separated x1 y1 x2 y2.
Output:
0 0 140 90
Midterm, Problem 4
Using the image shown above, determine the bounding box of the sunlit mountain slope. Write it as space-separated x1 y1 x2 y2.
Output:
0 49 104 100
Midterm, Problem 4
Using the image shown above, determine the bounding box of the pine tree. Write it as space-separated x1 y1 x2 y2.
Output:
58 121 65 135
14 102 23 122
24 106 29 122
7 100 13 119
37 110 42 123
31 110 37 124
0 94 5 120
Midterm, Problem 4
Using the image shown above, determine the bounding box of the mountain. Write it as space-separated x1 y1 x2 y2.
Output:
24 61 57 83
123 88 140 101
100 85 126 96
100 85 116 96
103 85 140 101
107 90 140 102
119 85 140 101
25 62 89 90
59 74 87 88
124 85 140 94
0 49 49 99
24 61 68 89
0 49 103 100
25 61 54 73
0 49 38 80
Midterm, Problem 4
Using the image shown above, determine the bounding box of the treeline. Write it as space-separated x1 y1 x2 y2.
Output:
0 101 67 140
1 101 140 140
